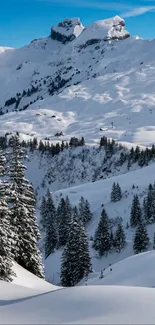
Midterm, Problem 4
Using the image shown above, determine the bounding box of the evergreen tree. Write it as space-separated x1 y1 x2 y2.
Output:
133 221 149 254
143 184 155 224
79 197 92 225
8 134 44 278
72 205 79 220
110 230 115 248
153 232 155 250
116 183 122 201
58 198 72 247
93 208 111 256
60 218 91 287
0 200 14 282
111 182 122 202
65 196 72 222
111 182 116 202
130 194 142 227
44 190 57 258
40 196 47 231
114 222 126 252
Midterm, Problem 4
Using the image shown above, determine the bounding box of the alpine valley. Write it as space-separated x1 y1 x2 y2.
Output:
1 15 155 324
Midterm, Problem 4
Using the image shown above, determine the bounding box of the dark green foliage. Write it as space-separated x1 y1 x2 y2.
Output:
143 184 155 224
40 196 47 230
69 137 85 147
79 197 93 225
44 190 57 258
93 208 111 256
8 134 44 278
130 194 142 227
57 198 72 247
5 97 16 107
133 221 149 254
153 232 155 249
111 182 122 202
0 200 14 282
114 222 126 252
60 218 91 287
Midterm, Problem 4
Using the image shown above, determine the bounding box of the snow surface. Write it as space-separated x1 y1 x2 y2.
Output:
76 16 129 46
1 281 155 324
12 262 57 292
86 250 155 288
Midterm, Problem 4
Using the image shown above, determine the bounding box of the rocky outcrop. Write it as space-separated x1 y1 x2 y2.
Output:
75 16 130 48
51 18 84 43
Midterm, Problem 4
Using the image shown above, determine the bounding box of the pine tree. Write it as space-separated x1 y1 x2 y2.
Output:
111 182 116 202
115 183 122 201
65 196 72 222
133 220 149 254
153 232 155 249
58 198 72 247
110 230 115 248
115 222 126 252
79 196 85 218
40 196 47 231
44 190 57 258
8 134 44 278
72 205 79 220
0 200 14 282
143 184 155 224
93 208 111 256
60 218 91 287
79 197 92 225
130 194 142 227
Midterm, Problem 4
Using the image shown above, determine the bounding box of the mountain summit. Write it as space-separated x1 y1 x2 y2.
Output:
51 16 130 45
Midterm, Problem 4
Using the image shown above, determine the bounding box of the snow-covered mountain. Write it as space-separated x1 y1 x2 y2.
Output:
0 15 154 146
1 14 155 323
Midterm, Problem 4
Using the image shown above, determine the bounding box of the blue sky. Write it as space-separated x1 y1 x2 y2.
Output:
1 0 155 47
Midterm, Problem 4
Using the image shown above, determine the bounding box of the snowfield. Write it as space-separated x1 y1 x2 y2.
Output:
1 281 155 324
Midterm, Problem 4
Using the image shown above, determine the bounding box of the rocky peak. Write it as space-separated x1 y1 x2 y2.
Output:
51 18 84 43
75 16 130 48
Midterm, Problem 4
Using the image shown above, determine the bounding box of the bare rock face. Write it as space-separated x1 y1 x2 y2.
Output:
51 18 84 43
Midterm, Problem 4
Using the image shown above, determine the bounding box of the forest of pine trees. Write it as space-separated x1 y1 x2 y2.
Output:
0 133 44 282
2 132 155 286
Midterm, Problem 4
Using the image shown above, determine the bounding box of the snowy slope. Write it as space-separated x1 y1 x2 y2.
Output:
45 162 155 283
0 16 155 146
12 262 57 292
1 281 155 324
87 250 155 288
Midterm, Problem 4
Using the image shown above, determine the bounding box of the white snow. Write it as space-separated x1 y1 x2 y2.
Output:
87 250 155 288
76 16 129 46
12 262 57 291
0 281 155 324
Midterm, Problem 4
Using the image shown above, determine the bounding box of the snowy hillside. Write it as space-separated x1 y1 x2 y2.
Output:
0 16 154 146
86 250 155 288
45 162 155 284
1 280 155 324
